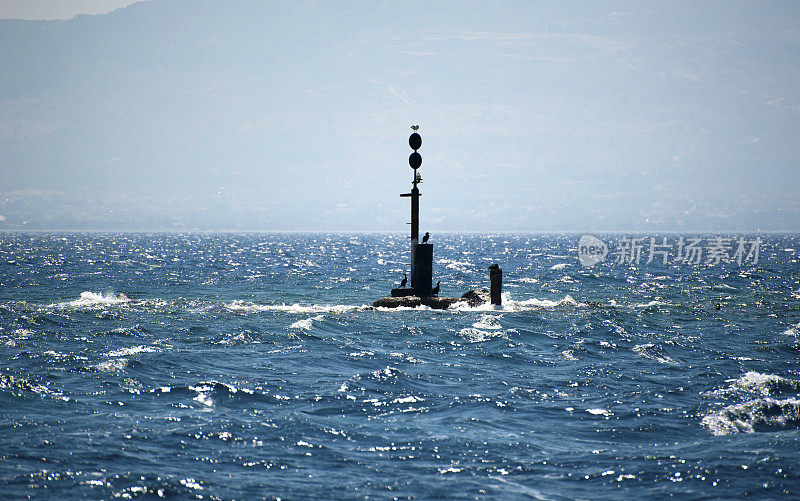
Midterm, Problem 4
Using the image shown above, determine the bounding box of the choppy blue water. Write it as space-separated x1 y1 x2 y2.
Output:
1 232 799 499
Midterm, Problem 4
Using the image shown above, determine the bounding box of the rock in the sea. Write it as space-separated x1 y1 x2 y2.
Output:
372 296 466 310
460 288 490 307
372 289 493 309
579 300 609 308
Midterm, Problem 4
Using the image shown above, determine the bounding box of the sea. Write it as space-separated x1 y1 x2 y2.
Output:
1 232 798 500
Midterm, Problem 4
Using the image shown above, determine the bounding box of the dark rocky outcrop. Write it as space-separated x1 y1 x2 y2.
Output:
460 288 490 307
372 296 465 310
373 287 494 309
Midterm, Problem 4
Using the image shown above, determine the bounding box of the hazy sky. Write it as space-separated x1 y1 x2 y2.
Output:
0 0 143 20
1 1 799 231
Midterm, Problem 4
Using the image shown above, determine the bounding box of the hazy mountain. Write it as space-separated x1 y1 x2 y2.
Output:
2 0 799 230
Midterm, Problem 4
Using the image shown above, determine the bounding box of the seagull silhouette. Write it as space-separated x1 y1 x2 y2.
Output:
422 232 430 243
431 281 440 296
400 273 407 288
411 125 419 131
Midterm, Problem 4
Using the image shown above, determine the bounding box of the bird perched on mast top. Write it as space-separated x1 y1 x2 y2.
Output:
410 125 419 131
422 232 430 243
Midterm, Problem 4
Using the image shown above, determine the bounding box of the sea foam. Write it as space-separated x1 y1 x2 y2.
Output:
57 291 130 308
226 301 369 314
702 397 800 435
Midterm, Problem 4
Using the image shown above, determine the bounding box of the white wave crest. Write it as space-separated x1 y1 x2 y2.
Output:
632 343 679 365
458 327 509 343
393 395 423 404
56 291 130 308
369 366 402 380
449 294 580 312
290 315 324 329
550 263 568 270
725 371 800 396
472 314 502 330
702 397 800 435
108 345 161 357
449 301 498 312
94 358 129 372
784 322 800 337
634 300 664 308
0 373 54 396
226 301 369 314
374 304 435 312
506 295 579 309
561 349 578 360
230 295 586 315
